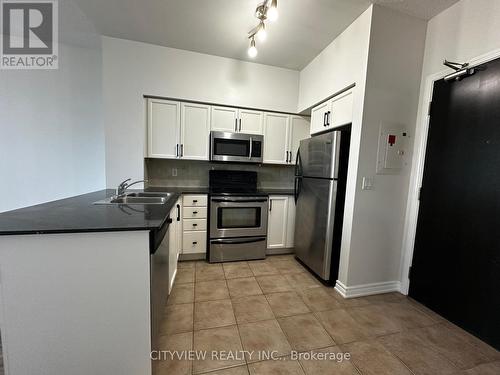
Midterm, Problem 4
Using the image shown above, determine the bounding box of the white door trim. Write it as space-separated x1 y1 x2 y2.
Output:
400 47 500 295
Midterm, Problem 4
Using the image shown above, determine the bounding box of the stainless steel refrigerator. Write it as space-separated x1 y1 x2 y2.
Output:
294 128 350 282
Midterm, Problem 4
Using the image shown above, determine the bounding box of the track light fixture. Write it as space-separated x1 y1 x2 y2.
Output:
247 0 278 58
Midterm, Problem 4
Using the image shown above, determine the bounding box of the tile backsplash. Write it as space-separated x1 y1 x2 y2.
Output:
145 158 295 189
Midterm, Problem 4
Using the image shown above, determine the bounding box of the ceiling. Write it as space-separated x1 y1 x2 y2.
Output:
75 0 460 70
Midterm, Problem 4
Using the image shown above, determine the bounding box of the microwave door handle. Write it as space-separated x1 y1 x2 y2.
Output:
249 137 253 159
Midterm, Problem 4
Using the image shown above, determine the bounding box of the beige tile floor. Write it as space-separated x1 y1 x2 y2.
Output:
154 255 500 375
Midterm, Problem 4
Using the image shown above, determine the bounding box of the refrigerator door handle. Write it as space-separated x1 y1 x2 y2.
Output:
332 131 342 179
294 177 299 204
295 149 302 175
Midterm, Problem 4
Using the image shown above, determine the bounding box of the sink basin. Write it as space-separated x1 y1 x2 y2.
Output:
94 192 172 205
110 196 167 205
126 192 172 198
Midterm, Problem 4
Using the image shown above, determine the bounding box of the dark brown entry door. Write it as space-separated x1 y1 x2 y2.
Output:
409 57 500 350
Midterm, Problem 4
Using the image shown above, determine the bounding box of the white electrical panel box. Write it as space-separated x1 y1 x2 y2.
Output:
376 125 408 175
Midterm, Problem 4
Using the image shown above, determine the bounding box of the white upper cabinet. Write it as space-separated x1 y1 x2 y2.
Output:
239 109 263 135
267 196 289 249
210 106 264 135
181 103 210 160
310 100 331 135
329 90 354 129
211 106 238 132
263 113 290 164
263 113 310 165
310 88 354 135
289 116 310 164
147 99 180 158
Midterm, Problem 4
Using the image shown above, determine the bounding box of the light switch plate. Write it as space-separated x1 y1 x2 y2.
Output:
362 177 374 190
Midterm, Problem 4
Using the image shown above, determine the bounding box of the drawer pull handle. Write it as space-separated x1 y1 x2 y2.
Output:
192 241 198 245
193 200 198 203
193 211 198 214
192 224 198 227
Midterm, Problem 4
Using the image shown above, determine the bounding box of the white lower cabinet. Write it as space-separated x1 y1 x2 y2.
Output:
267 195 295 249
182 194 207 255
168 197 182 293
286 197 296 248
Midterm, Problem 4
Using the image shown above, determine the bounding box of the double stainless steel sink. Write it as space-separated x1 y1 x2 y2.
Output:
94 191 173 205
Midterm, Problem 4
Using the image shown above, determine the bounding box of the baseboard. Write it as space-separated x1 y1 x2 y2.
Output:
179 253 206 261
266 248 294 256
335 280 401 299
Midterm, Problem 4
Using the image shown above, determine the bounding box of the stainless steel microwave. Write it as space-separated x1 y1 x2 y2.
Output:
210 131 263 163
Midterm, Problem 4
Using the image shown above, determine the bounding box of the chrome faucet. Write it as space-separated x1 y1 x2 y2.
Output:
116 178 148 196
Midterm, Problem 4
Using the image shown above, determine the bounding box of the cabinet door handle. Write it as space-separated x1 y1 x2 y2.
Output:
235 118 238 132
327 111 331 126
289 151 293 164
239 118 242 132
286 151 289 163
269 200 273 211
180 144 184 157
176 144 179 157
176 204 180 221
323 112 328 127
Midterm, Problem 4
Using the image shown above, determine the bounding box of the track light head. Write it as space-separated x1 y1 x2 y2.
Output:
248 37 258 58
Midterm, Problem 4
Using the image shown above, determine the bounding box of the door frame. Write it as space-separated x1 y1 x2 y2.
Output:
400 47 500 295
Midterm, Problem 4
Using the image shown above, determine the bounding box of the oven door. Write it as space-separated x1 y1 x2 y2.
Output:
210 131 263 163
210 196 268 238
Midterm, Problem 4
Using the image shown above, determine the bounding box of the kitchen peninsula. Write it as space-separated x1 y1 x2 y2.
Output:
0 189 178 375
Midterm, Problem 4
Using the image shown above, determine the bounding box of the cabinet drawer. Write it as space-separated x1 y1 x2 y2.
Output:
183 219 207 231
182 195 207 207
182 231 207 254
183 207 207 219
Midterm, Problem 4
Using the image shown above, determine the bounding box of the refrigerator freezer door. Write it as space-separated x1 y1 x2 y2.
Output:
298 131 340 179
294 177 337 280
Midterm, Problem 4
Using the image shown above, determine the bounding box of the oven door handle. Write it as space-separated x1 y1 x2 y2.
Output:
211 198 268 203
210 237 266 245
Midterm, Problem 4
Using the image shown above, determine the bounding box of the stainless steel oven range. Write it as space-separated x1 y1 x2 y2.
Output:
208 170 268 263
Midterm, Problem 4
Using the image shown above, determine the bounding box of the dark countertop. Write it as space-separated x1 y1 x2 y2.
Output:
0 189 180 236
0 186 294 237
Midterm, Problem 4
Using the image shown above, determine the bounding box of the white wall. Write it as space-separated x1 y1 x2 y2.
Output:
298 5 427 292
0 0 105 213
346 6 426 287
298 7 373 287
102 37 300 188
298 7 373 113
401 0 500 291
